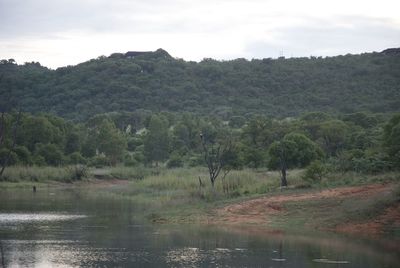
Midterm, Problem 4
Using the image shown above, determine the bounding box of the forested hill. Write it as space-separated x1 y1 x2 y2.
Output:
1 48 399 121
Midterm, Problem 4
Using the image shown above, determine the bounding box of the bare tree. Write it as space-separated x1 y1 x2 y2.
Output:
200 133 234 188
0 111 22 179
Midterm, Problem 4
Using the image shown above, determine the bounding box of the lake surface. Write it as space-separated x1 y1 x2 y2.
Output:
0 186 399 267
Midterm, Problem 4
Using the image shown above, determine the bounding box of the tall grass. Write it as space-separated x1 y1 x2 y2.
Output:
2 165 399 222
320 171 400 187
111 168 289 208
1 166 72 182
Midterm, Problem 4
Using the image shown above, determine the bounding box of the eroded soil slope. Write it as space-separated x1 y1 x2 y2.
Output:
214 183 400 235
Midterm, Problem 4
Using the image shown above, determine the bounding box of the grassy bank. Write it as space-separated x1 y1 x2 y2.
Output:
0 166 74 183
269 183 400 230
1 165 399 234
86 167 400 228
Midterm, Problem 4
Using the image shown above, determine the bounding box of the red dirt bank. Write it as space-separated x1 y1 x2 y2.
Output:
214 183 400 235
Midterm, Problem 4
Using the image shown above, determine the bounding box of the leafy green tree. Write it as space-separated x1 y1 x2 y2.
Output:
65 131 81 154
341 112 378 129
2 51 400 120
241 146 266 168
171 123 190 154
318 120 349 156
299 112 331 140
35 143 64 166
0 149 18 166
268 133 322 186
127 136 143 152
95 119 127 166
383 114 400 168
14 145 31 165
241 116 273 147
17 115 59 151
0 112 22 178
144 115 170 166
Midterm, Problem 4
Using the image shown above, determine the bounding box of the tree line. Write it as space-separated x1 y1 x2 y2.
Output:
1 111 399 185
1 49 399 121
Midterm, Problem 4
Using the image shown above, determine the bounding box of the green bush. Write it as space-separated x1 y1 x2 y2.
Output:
32 155 46 166
14 146 31 165
127 137 143 151
188 155 204 167
68 152 86 164
124 154 138 167
334 150 392 174
0 149 19 166
302 160 327 183
66 165 88 181
125 159 138 167
167 154 184 168
88 155 109 167
132 167 149 180
35 143 64 166
132 151 145 163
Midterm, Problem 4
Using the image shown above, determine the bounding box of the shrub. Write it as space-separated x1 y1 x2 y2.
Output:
124 154 138 167
88 155 109 167
0 149 18 166
188 155 204 167
132 167 149 180
123 152 139 167
132 151 145 163
14 146 31 165
35 143 64 166
335 150 392 174
68 152 86 164
66 165 88 181
167 154 184 168
32 155 46 166
302 160 327 183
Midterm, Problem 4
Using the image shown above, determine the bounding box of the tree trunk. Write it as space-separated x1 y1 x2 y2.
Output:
279 150 288 187
281 166 288 187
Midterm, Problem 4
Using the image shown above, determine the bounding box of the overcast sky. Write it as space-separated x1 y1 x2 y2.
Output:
0 0 399 68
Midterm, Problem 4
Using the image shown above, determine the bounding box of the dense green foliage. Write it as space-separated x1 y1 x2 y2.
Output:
1 111 399 183
267 133 322 170
1 49 400 185
1 49 399 120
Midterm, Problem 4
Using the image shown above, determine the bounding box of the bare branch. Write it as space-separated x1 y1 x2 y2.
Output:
200 132 235 188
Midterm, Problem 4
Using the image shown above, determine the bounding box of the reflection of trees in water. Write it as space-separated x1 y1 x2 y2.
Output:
165 247 202 267
277 240 285 267
271 239 286 266
279 240 283 259
0 240 5 268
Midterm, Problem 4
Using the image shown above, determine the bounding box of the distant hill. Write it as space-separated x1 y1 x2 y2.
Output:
1 48 399 120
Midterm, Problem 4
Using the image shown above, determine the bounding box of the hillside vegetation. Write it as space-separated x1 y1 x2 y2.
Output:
1 49 399 120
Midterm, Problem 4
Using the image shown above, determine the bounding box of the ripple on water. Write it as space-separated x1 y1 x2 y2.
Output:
0 213 86 223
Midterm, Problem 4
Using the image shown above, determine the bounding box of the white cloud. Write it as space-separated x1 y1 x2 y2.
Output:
0 0 399 68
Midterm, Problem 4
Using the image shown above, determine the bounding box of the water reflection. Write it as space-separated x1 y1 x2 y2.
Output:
0 213 86 223
165 247 201 267
0 188 399 267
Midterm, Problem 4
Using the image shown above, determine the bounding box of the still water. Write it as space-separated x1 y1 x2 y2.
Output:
0 187 399 267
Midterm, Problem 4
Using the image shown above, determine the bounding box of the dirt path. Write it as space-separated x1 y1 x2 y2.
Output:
213 183 395 227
